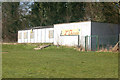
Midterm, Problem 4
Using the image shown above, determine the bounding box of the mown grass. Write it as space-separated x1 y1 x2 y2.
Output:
2 44 118 78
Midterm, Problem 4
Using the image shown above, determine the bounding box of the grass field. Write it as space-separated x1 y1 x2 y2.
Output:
2 44 118 78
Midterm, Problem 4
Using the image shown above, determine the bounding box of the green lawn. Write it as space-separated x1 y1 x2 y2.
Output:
2 44 118 78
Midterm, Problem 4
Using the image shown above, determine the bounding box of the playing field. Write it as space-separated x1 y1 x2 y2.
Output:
2 44 118 78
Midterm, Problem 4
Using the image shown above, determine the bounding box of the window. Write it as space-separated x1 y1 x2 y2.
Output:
49 30 54 38
30 32 34 39
18 32 21 39
24 32 28 39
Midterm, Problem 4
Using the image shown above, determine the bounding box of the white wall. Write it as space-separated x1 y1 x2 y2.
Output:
36 28 54 43
45 28 54 43
18 28 54 43
18 31 22 43
27 30 31 43
18 30 29 43
54 21 91 49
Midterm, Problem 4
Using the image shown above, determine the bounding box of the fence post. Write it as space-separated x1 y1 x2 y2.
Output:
119 34 120 41
85 36 87 51
96 35 99 51
85 35 88 51
118 34 120 52
78 35 80 47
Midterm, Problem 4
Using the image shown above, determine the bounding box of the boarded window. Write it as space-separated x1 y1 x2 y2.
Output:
18 32 21 39
24 32 28 39
49 30 54 38
30 32 34 39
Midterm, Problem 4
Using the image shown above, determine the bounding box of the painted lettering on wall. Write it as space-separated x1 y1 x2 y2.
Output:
61 29 80 35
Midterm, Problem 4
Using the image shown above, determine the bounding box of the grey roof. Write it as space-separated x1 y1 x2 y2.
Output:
19 26 53 31
29 26 53 29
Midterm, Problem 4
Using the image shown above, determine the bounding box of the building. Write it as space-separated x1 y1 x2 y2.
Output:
18 26 54 43
18 21 119 50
